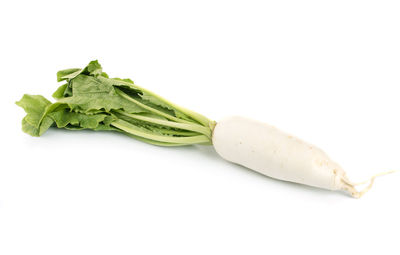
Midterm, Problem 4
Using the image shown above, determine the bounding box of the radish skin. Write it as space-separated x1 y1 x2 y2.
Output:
212 116 379 198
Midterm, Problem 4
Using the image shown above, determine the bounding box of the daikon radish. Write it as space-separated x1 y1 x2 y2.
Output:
17 60 394 198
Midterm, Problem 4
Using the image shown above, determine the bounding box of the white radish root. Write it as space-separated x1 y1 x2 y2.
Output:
212 116 393 198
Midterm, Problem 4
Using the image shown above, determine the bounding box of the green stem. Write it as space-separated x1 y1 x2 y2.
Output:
114 110 211 137
124 133 187 146
111 119 211 145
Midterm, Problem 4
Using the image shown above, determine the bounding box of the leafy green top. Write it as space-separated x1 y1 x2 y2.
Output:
16 60 215 146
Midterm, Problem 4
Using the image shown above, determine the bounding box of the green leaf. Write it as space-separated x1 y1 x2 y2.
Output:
57 68 81 82
113 77 135 84
48 109 116 132
52 83 68 99
16 94 54 136
56 60 102 82
57 75 146 113
81 60 103 76
21 116 53 137
71 75 113 94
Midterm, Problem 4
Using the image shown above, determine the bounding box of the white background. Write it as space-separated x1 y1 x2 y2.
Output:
1 1 399 254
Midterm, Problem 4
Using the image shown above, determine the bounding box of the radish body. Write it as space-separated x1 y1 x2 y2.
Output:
212 116 361 197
